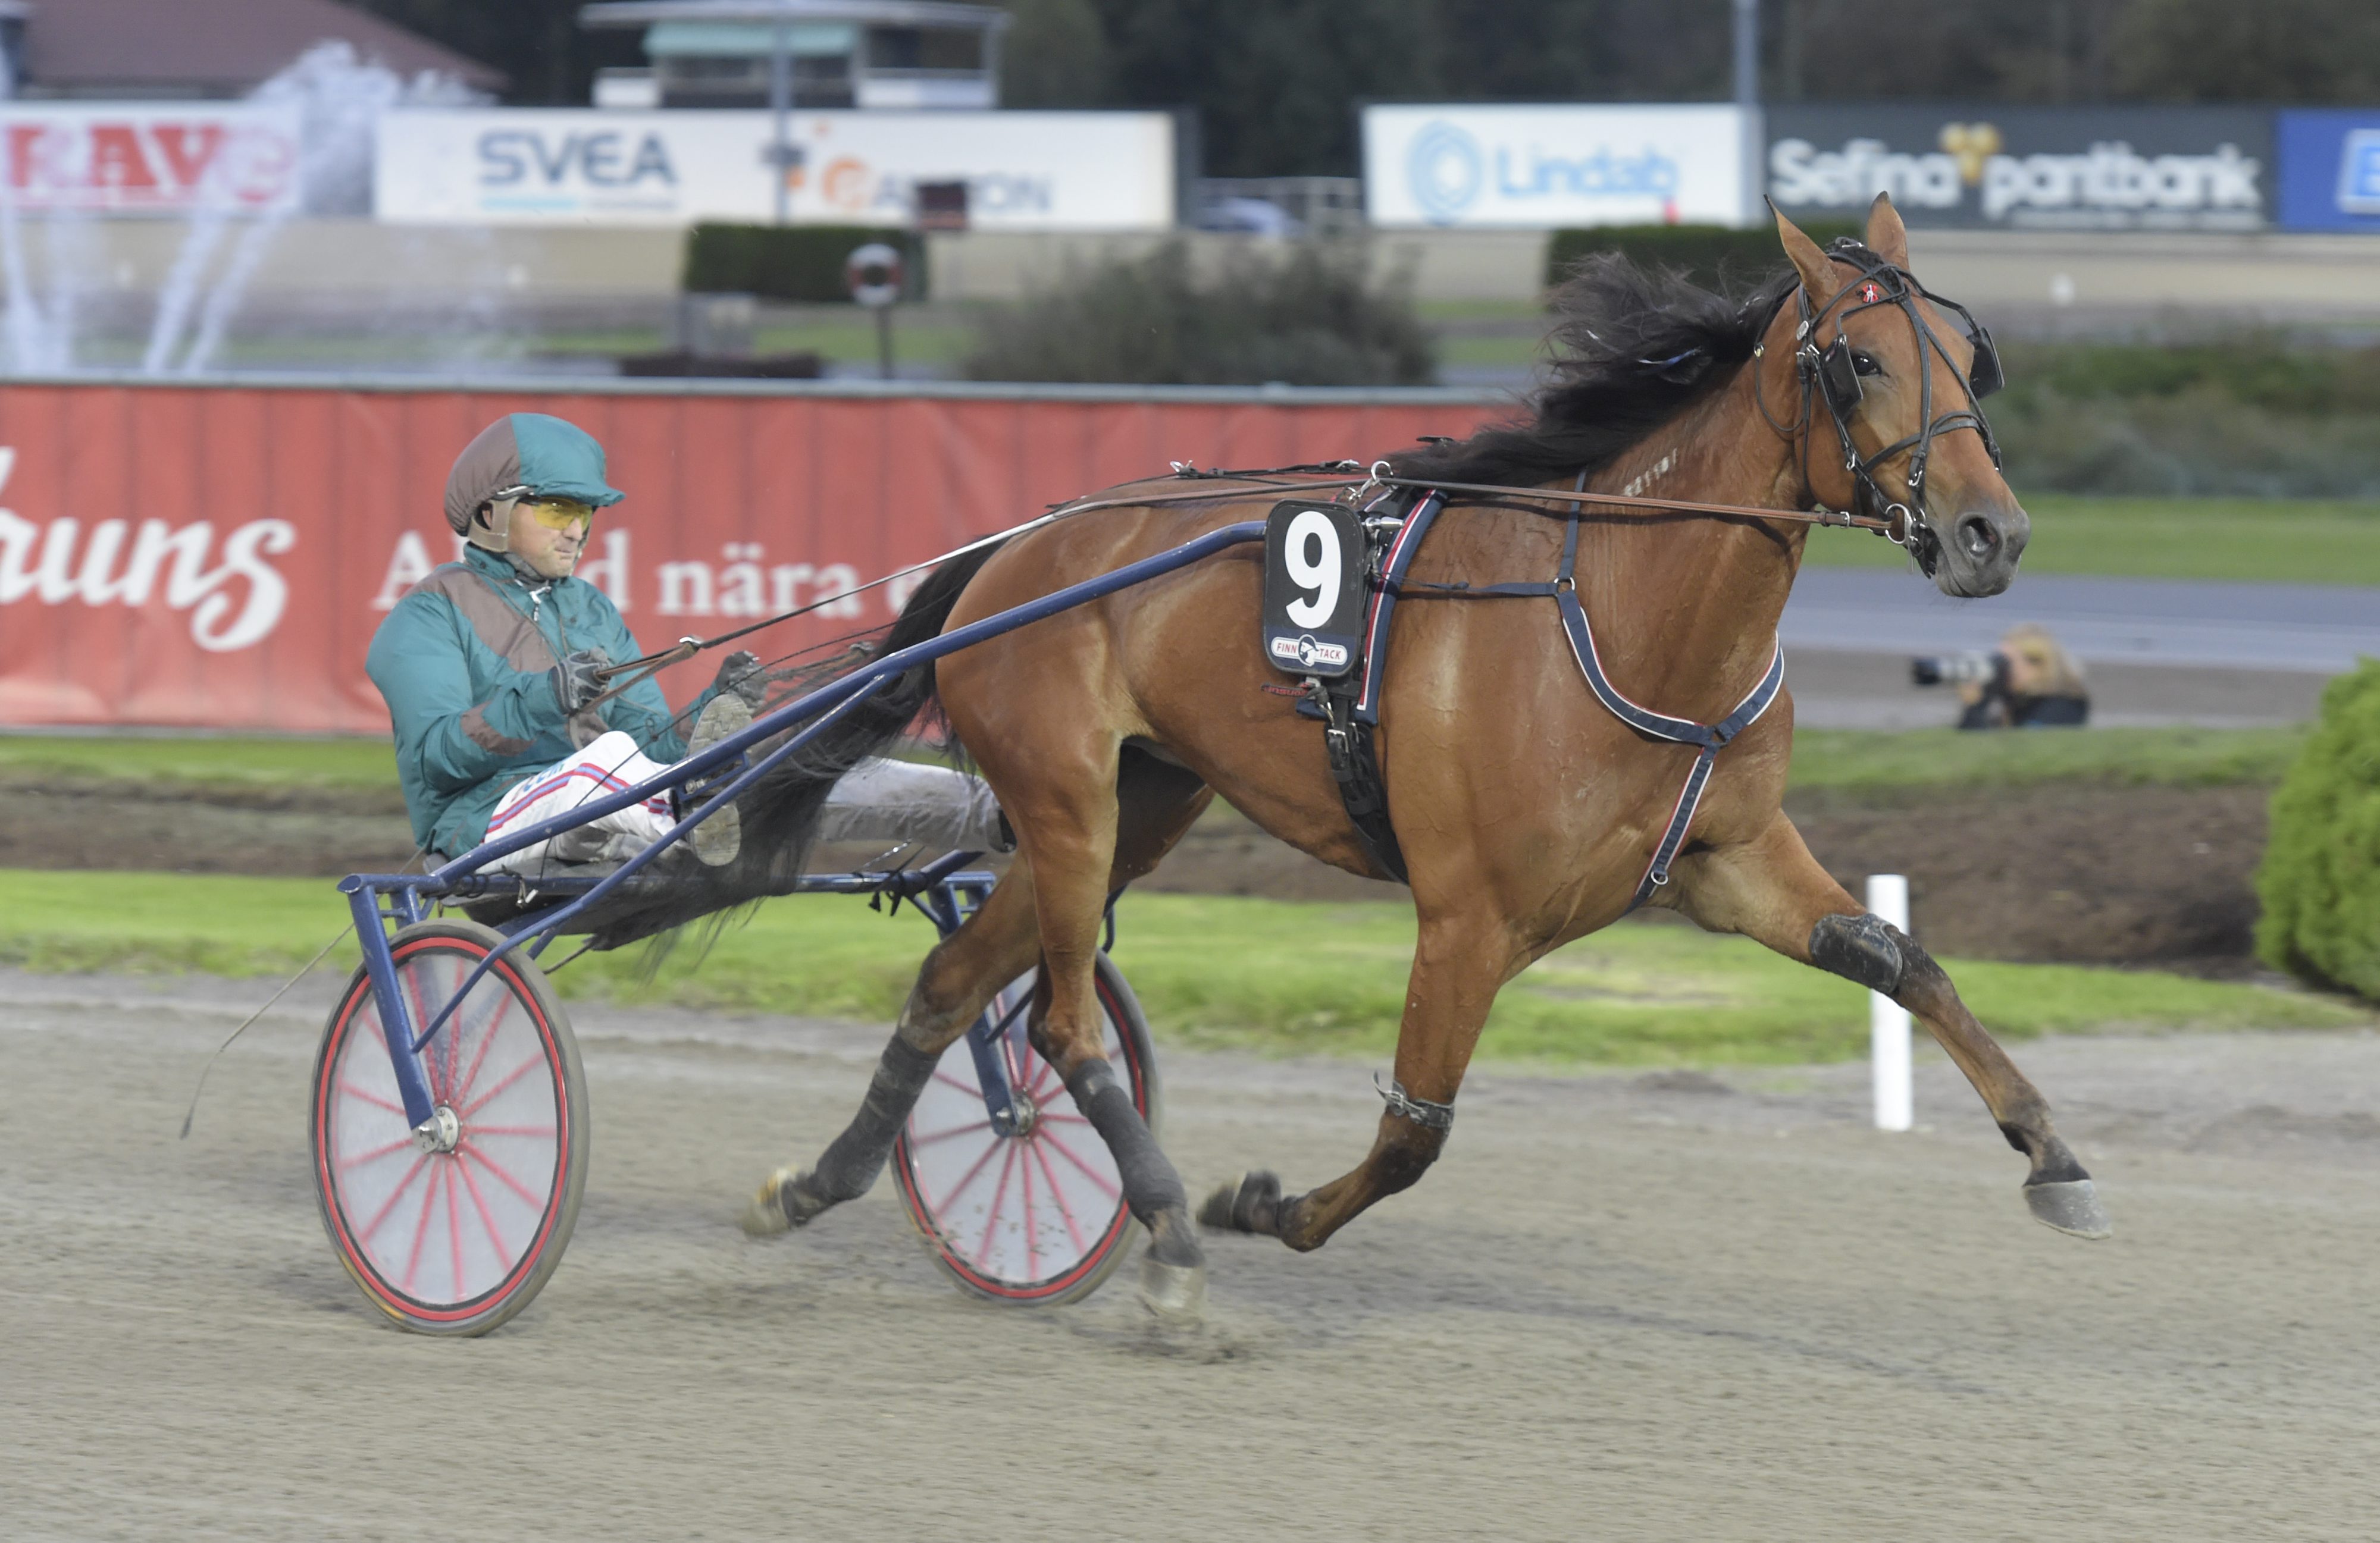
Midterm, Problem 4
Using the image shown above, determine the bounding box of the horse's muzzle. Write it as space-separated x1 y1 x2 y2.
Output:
1933 504 2028 598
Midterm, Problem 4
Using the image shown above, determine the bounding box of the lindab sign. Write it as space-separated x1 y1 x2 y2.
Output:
1766 105 2271 231
0 105 301 215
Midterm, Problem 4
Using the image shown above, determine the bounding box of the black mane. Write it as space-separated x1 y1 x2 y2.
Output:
1395 255 1797 487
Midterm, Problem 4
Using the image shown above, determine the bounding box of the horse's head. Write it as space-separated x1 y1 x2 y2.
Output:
1773 196 2025 598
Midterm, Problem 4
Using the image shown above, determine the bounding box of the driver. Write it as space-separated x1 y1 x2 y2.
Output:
368 412 1007 873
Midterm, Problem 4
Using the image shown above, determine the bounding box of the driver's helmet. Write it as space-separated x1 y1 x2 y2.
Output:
443 413 625 537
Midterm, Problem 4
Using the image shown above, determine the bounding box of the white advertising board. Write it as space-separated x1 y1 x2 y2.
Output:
0 105 301 215
375 109 1175 230
1363 104 1749 228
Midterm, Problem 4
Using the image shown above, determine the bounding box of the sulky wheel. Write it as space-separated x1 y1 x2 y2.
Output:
309 919 588 1337
892 953 1158 1305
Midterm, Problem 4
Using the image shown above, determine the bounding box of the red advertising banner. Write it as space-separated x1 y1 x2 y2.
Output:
0 378 1501 733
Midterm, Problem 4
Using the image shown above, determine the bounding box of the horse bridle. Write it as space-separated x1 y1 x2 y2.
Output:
1760 238 2005 579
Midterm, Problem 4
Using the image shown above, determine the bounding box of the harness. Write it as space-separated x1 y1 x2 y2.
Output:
1302 475 1782 907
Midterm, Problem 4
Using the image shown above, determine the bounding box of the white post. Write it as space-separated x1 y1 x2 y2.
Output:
1867 874 1912 1132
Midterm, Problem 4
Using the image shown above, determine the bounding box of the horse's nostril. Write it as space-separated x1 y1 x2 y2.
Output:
1958 515 1999 561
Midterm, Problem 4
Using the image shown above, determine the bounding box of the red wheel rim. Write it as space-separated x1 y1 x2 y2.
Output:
894 968 1146 1301
313 936 569 1324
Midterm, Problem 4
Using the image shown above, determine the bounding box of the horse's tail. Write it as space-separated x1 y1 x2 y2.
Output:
733 537 1009 865
596 538 1009 949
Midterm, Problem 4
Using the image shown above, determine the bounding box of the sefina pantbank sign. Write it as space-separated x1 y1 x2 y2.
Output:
1765 105 2272 231
374 108 1176 231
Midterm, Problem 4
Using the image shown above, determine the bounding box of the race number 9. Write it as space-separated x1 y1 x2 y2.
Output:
1261 498 1364 678
1282 509 1342 628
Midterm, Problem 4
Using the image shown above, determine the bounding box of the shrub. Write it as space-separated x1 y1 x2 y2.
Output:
681 222 927 303
963 240 1435 386
1544 222 1859 292
2255 660 2380 1001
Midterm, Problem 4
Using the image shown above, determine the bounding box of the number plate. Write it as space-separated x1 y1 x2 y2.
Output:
1260 500 1366 679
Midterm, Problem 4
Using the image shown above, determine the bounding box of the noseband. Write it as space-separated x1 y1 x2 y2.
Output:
1758 239 2005 579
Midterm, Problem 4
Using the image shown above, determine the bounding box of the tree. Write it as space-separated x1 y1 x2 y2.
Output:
348 0 644 104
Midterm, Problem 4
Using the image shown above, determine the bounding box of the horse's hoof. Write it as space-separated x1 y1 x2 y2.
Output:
2025 1177 2112 1239
1138 1256 1207 1324
1197 1171 1281 1235
739 1166 826 1236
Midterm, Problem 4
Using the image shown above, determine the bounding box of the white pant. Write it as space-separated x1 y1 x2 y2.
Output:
483 730 1006 873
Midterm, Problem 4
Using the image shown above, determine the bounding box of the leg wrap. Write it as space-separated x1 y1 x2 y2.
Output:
1064 1058 1185 1226
807 1035 940 1205
1808 911 1911 997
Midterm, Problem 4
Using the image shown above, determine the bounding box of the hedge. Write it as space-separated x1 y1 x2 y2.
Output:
1544 222 1860 292
681 222 928 303
2255 659 2380 1001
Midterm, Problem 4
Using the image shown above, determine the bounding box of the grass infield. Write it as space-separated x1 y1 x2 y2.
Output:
1 871 2360 1068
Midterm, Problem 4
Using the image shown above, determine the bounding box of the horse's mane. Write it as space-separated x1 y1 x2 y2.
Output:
1394 255 1799 488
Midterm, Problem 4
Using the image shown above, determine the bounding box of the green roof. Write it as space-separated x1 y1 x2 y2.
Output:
643 20 857 57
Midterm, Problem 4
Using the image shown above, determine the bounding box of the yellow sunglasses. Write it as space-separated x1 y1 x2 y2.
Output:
520 497 597 534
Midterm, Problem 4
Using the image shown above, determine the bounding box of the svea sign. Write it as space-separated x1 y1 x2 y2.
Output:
375 108 1175 231
0 105 300 214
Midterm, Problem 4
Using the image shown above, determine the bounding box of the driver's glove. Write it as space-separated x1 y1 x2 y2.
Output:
549 647 610 716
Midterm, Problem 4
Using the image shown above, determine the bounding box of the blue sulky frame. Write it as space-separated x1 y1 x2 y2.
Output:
338 519 1268 1145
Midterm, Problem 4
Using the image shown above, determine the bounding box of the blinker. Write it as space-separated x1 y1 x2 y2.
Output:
1817 340 1864 415
1966 323 2005 399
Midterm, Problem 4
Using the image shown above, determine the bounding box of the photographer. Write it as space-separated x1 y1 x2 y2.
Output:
1912 623 2090 730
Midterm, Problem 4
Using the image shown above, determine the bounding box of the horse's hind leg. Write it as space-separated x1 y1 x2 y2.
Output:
741 868 1043 1235
1202 906 1512 1252
1010 741 1211 1319
1669 811 2111 1238
740 747 1212 1265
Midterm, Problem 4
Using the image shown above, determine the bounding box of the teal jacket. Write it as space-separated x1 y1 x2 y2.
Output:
367 547 717 857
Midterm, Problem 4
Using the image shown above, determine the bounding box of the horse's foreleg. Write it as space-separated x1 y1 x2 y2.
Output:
1670 812 2110 1238
1202 909 1510 1252
740 865 1042 1236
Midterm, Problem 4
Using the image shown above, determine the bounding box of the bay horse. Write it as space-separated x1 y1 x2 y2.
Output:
729 196 2110 1319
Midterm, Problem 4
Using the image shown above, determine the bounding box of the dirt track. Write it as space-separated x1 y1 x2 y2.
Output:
8 968 2380 1539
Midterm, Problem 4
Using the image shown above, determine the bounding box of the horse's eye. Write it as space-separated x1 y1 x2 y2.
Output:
1850 351 1883 377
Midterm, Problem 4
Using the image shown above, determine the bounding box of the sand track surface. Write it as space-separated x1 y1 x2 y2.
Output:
6 969 2378 1539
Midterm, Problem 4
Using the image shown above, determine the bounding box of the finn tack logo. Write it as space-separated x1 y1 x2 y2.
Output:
1269 633 1352 671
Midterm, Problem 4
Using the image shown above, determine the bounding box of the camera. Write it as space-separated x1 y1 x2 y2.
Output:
1911 650 2006 688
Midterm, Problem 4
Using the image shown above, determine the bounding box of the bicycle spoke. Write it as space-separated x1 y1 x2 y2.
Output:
337 1079 406 1117
1028 1140 1088 1256
465 1124 556 1139
906 1119 991 1147
452 989 515 1108
930 1069 980 1096
446 1162 467 1302
1039 1131 1120 1199
1018 1142 1040 1278
358 1153 430 1240
337 1133 416 1171
401 1162 441 1293
973 1143 1019 1273
455 1147 512 1265
932 1133 1007 1215
460 1143 544 1208
461 1055 544 1118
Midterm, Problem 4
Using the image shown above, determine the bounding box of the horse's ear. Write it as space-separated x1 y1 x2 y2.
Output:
1770 198 1836 301
1865 192 1910 269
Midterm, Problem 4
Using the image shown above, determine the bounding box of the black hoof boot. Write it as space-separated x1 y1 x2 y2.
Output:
1197 1171 1283 1235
